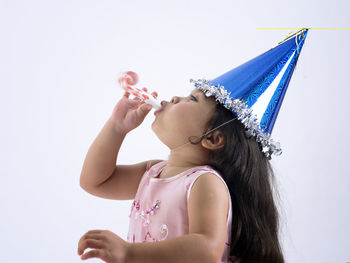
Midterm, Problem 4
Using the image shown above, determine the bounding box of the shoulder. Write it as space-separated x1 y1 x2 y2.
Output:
190 172 228 194
188 172 228 203
188 172 230 211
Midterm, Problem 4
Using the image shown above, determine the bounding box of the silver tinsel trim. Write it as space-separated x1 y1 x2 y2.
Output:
189 78 282 158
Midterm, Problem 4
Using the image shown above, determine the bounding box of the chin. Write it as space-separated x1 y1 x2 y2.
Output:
151 123 172 149
151 120 157 133
151 121 161 140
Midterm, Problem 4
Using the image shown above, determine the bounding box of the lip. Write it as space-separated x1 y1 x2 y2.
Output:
154 101 166 116
154 108 163 116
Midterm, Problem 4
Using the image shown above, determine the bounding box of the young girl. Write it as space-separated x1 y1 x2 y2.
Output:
77 72 285 262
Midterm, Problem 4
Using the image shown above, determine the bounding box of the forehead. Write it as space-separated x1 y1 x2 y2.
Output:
191 88 203 95
189 88 206 98
191 88 215 102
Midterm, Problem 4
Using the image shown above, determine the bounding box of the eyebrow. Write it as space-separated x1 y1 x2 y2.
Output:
191 90 205 100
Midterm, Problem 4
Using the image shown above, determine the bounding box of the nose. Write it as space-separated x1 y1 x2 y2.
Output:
170 96 180 104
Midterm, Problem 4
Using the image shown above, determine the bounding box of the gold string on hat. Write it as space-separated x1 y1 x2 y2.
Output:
277 27 309 45
266 28 309 54
277 28 309 54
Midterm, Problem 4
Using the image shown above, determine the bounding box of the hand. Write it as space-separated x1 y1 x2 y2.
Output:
78 229 129 263
111 86 158 135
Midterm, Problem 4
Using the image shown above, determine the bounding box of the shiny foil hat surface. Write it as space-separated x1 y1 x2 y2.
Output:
190 28 309 158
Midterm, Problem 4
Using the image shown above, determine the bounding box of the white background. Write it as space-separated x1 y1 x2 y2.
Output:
1 0 349 262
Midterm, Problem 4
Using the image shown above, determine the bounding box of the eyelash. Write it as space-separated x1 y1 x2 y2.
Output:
190 95 197 101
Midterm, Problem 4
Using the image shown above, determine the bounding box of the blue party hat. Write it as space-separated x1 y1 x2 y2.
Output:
190 28 309 158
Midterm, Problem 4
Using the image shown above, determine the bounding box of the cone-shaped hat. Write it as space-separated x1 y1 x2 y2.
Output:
190 28 309 158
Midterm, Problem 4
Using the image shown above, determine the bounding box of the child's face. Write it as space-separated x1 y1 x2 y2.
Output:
151 88 216 149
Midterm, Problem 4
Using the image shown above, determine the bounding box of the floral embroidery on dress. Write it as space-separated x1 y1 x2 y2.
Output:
140 200 161 227
142 224 169 242
158 224 169 240
129 200 140 218
131 199 161 226
143 231 157 242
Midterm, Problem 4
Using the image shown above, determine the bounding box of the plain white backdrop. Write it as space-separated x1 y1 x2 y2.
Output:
1 0 349 262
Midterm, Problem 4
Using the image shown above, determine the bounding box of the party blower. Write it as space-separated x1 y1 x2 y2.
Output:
118 71 162 110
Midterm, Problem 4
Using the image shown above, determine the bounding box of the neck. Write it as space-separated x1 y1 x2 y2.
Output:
166 145 209 168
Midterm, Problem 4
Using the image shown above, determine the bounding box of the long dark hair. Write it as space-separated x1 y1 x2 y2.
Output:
191 99 284 263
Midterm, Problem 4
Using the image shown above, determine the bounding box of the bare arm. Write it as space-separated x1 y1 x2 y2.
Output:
125 234 217 263
79 116 125 189
79 88 159 199
81 158 163 200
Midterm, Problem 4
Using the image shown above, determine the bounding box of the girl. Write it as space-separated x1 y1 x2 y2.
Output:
77 72 284 263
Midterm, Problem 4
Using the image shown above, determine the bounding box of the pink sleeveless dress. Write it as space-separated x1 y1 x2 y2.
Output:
126 160 236 263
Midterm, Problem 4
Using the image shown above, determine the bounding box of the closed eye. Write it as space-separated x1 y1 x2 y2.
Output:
190 95 198 101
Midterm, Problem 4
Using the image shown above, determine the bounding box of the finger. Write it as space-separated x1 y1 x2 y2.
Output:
87 230 104 233
78 230 103 244
133 96 142 101
79 238 105 256
81 249 107 261
142 87 157 99
129 99 143 107
78 233 104 255
136 103 152 120
141 87 158 99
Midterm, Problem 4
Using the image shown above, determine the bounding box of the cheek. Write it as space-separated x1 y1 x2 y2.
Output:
164 106 187 122
168 105 188 117
169 108 207 134
153 104 213 138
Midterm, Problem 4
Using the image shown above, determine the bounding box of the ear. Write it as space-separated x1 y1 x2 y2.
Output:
201 130 225 150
